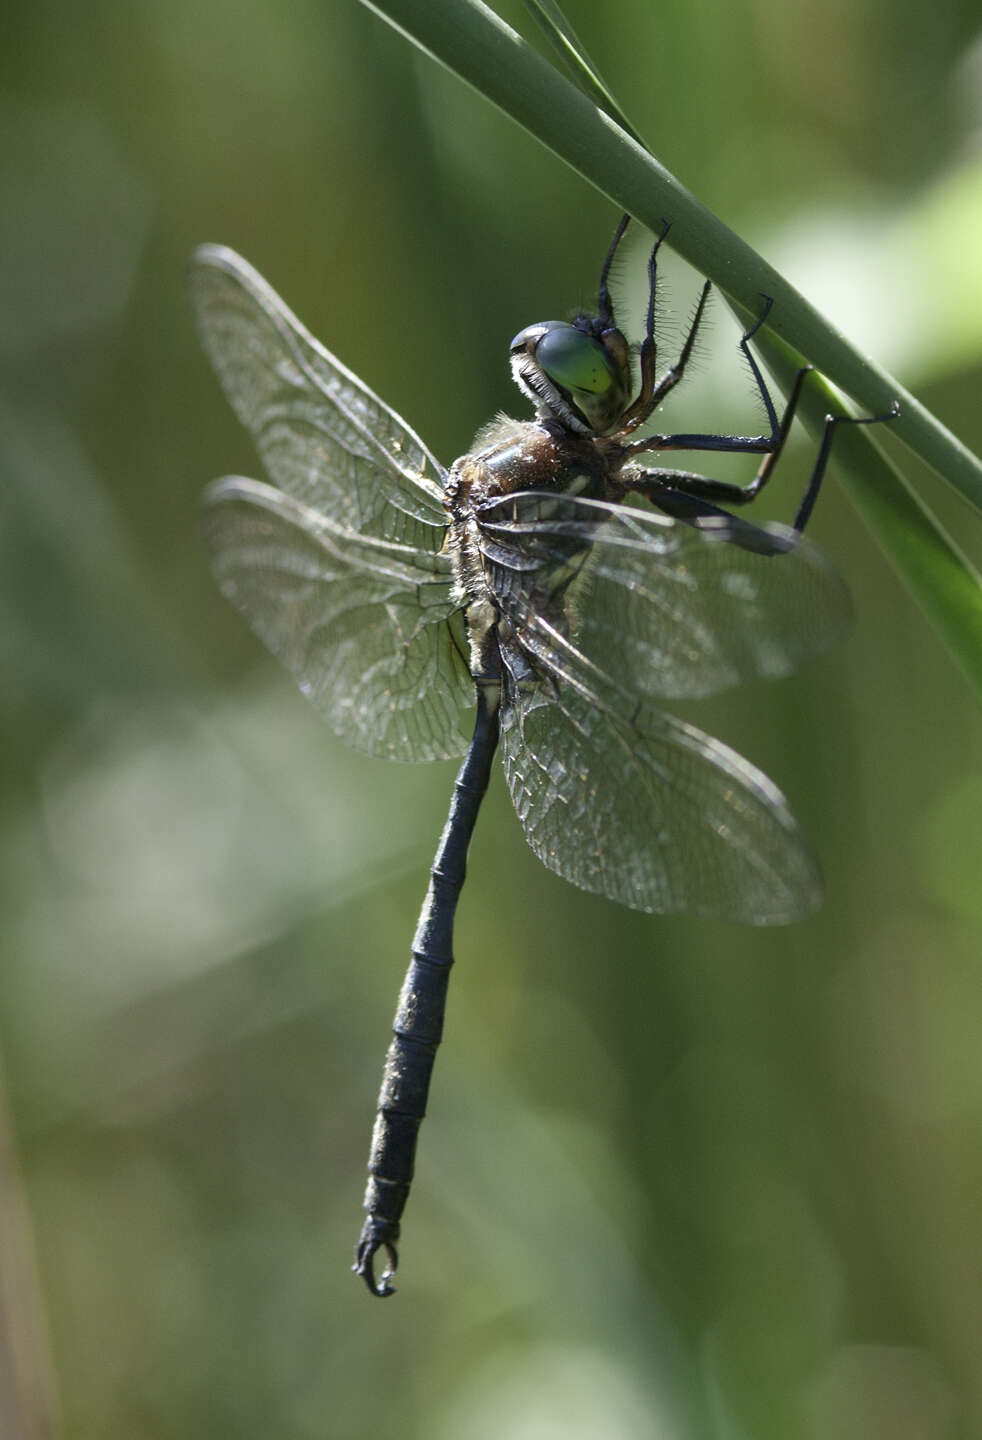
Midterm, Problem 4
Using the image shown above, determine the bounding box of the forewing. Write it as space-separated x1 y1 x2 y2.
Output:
202 476 473 761
478 492 851 700
498 625 821 923
190 245 448 551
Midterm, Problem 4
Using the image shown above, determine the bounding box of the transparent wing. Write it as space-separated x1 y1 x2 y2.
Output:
478 491 851 700
190 245 449 552
498 621 821 924
202 476 473 762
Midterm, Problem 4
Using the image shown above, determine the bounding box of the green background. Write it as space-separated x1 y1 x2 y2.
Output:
3 2 982 1436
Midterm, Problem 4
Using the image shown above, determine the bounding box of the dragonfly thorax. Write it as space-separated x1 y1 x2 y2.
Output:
444 414 616 673
450 415 611 503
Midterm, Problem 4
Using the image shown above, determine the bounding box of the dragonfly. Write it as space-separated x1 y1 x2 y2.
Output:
191 215 896 1297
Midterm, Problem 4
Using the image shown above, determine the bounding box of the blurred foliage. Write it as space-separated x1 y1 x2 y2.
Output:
2 2 982 1438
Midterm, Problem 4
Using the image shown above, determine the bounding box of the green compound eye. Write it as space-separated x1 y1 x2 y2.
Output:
535 324 620 396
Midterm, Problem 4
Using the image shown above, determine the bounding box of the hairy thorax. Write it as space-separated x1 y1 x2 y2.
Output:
445 416 615 580
443 415 623 679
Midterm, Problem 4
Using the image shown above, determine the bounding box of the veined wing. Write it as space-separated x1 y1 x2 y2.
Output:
477 491 851 700
190 245 448 552
202 476 473 762
498 618 821 923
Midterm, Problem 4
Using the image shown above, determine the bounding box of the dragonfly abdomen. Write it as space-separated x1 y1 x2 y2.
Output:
361 971 449 1224
353 686 500 1296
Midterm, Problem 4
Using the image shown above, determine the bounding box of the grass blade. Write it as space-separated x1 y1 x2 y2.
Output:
521 0 644 145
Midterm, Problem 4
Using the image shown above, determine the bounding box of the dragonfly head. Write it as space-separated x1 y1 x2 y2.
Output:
510 317 632 436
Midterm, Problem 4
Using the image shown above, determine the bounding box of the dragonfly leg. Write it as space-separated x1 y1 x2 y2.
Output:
643 277 713 419
623 363 810 509
622 294 794 458
597 212 631 331
790 399 901 532
625 385 900 533
617 220 677 433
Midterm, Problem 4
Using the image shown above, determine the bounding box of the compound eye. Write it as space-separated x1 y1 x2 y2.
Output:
535 323 620 396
